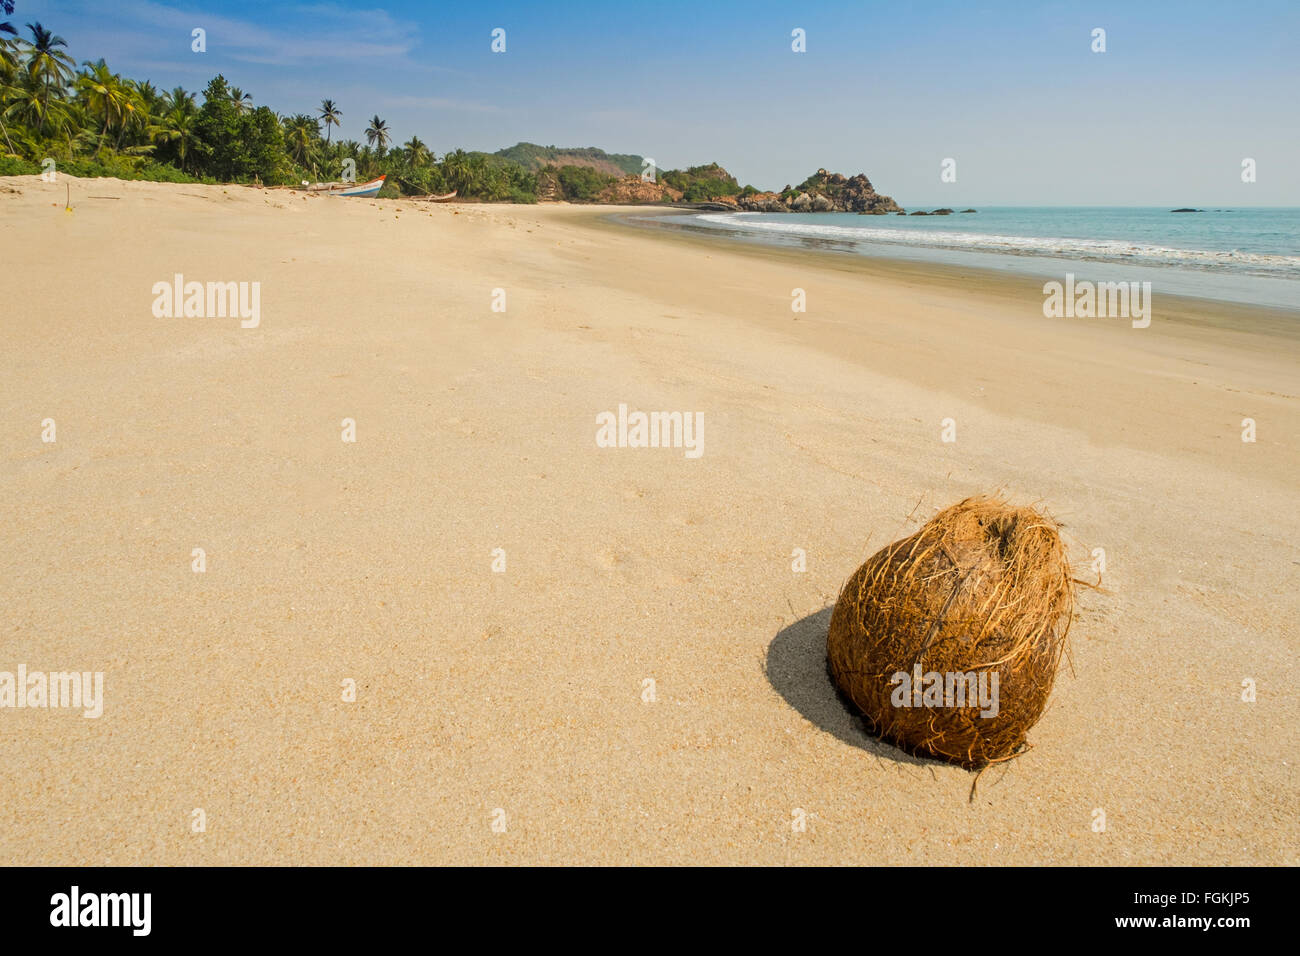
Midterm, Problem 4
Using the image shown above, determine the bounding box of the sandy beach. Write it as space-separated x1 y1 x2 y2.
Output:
1 175 1296 865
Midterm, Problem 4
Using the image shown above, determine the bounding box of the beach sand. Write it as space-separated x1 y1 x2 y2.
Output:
1 175 1296 865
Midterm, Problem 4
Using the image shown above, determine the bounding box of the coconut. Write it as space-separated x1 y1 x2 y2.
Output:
827 496 1074 770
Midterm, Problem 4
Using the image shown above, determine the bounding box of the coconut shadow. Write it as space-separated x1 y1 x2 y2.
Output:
765 606 934 768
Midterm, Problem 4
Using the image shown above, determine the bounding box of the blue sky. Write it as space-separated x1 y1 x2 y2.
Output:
16 0 1300 204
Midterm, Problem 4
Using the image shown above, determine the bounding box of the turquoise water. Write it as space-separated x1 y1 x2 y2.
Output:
652 207 1300 309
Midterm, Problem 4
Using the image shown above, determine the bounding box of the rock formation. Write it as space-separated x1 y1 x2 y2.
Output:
595 176 683 204
535 168 563 202
734 168 901 214
564 163 902 214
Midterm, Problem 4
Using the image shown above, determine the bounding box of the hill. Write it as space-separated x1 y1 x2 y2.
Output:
660 163 753 202
493 143 644 177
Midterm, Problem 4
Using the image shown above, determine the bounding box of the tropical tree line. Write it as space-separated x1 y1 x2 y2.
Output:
0 19 546 200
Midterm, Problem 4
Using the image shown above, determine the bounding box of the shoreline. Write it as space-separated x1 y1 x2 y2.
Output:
598 206 1300 327
573 201 1298 495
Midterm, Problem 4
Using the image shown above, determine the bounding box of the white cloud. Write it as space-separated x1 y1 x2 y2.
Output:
67 0 421 66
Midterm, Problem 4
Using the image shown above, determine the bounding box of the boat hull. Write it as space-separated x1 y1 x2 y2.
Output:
329 175 385 198
404 190 458 203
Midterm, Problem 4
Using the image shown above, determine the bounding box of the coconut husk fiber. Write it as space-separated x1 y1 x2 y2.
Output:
827 496 1074 770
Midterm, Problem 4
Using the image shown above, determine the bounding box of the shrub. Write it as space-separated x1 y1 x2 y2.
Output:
556 164 614 201
0 156 40 176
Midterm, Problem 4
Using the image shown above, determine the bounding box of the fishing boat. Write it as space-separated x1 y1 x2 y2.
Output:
302 175 386 198
404 190 458 203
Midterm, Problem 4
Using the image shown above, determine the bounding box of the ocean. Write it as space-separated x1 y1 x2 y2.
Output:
648 207 1300 310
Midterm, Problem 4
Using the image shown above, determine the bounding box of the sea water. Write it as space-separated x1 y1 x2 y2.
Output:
650 207 1300 310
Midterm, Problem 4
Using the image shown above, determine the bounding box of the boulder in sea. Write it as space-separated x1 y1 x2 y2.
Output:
910 211 930 216
1170 207 1200 213
960 208 977 213
932 208 954 215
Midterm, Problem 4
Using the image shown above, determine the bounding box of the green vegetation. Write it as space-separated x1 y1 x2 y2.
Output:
0 17 748 205
661 163 753 202
551 164 615 200
0 151 202 181
0 18 544 200
494 142 642 176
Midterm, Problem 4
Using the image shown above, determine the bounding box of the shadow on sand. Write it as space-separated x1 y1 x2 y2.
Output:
765 606 934 769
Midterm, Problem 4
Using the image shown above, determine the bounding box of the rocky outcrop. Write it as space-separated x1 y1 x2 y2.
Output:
732 168 900 214
735 191 786 212
574 163 901 213
593 175 683 204
535 168 563 202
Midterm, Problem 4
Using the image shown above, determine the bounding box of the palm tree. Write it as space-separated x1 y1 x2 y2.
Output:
152 102 197 171
403 135 429 167
285 113 318 166
483 163 512 201
357 143 375 177
335 137 361 173
0 1 14 52
442 148 480 194
229 86 251 115
3 72 72 142
0 22 16 77
0 72 21 153
119 79 164 149
318 98 340 144
23 22 75 135
134 79 161 120
75 60 126 149
165 85 195 113
0 20 17 151
363 114 389 154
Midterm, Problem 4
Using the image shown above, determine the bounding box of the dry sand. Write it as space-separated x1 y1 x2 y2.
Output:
1 175 1296 865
